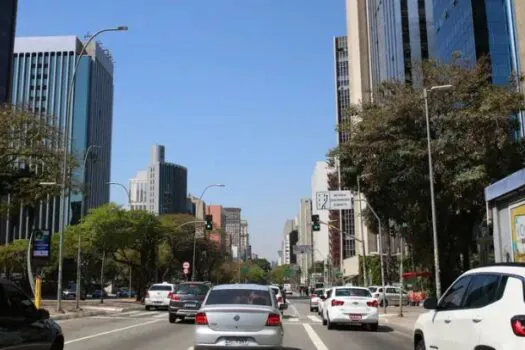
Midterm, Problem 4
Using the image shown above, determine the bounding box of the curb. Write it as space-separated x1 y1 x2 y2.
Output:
50 304 143 321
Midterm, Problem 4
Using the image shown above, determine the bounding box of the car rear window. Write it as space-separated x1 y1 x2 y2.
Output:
335 288 372 297
206 289 272 306
175 283 209 295
149 285 172 291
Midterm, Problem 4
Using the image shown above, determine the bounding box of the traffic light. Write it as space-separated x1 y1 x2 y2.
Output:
311 214 320 231
205 215 213 231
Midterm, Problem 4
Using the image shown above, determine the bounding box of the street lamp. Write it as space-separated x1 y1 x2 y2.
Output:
56 25 128 312
106 182 132 207
191 184 225 281
423 84 452 299
74 145 101 309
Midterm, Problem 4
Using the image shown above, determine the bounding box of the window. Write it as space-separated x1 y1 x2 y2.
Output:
175 283 209 295
439 276 471 310
2 283 36 317
386 288 397 294
335 288 372 297
463 274 505 309
149 285 172 291
205 289 272 306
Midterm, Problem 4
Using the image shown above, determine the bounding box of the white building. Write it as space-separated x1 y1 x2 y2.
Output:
129 170 148 211
311 161 330 263
297 199 313 283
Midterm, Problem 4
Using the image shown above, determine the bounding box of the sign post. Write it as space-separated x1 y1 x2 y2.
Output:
32 229 51 259
34 276 42 309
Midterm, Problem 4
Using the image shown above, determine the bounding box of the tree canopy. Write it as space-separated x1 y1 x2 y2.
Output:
331 57 525 289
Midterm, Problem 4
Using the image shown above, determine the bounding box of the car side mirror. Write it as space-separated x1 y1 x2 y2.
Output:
423 297 438 310
279 303 288 310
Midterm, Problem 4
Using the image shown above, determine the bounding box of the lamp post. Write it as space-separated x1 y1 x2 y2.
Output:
75 145 100 309
423 84 452 299
191 184 225 281
56 25 128 312
356 176 368 286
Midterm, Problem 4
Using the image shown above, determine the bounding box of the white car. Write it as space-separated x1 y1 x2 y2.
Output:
270 285 286 312
309 288 324 312
317 288 331 316
144 282 176 310
414 263 525 350
321 286 379 331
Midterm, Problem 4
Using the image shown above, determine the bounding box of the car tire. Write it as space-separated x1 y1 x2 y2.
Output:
50 336 64 350
310 307 314 312
145 305 151 311
169 314 176 323
415 337 426 350
322 315 327 326
369 323 379 332
327 316 334 330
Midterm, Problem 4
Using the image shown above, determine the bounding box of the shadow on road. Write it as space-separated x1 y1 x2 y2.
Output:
330 324 395 333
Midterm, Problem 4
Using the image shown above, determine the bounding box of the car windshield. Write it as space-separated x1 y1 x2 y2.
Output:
335 288 372 297
206 288 272 306
149 285 172 291
175 283 209 295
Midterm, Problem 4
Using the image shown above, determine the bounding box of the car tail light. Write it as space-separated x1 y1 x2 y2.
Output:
195 312 208 325
310 294 317 298
266 313 281 326
167 292 173 299
331 299 344 306
511 316 525 336
367 300 378 308
169 293 180 301
277 296 283 303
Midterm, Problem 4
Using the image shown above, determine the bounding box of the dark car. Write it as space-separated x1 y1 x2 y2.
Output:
168 282 210 323
0 278 64 349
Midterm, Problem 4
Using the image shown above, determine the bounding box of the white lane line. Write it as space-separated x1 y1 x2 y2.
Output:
288 318 299 322
288 302 300 318
186 347 194 350
307 315 322 323
118 311 141 316
64 319 161 344
131 311 159 317
303 323 328 350
153 313 168 318
89 316 136 320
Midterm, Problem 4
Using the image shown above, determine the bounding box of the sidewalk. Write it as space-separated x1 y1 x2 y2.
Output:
42 299 144 320
379 305 425 334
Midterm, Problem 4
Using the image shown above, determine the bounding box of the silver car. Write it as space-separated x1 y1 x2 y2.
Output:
194 284 285 349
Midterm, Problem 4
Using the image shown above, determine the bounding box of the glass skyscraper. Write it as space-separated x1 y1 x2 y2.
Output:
0 0 17 103
2 36 115 243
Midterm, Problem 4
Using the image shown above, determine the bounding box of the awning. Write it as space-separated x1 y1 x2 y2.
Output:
403 271 432 279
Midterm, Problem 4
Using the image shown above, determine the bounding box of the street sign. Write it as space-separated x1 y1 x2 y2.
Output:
183 261 190 269
241 266 249 273
293 245 312 254
316 190 353 210
32 229 51 259
183 268 189 274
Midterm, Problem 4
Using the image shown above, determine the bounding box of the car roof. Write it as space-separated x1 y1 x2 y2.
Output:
150 283 174 287
461 263 525 277
212 284 270 291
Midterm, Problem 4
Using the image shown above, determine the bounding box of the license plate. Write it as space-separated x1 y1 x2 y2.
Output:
349 314 362 321
153 301 162 304
184 303 196 308
225 338 248 346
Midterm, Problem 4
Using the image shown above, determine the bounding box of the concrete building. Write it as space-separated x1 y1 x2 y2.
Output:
2 36 116 243
206 204 227 249
281 219 297 265
311 161 330 263
0 0 17 103
240 219 250 261
297 199 313 283
224 207 241 258
129 170 148 211
129 145 187 216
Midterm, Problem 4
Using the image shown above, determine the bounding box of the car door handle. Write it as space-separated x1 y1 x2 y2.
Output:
472 318 482 323
444 319 451 324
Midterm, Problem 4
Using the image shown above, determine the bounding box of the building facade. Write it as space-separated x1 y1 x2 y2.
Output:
224 207 241 258
297 199 313 283
240 219 250 261
129 145 188 216
311 161 330 263
2 36 115 242
0 0 17 103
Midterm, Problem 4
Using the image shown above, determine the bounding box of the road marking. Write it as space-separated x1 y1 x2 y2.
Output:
288 318 299 322
307 315 322 323
393 330 412 339
118 311 141 316
89 316 136 319
153 313 167 318
132 311 159 317
288 302 300 318
303 323 328 350
64 319 161 344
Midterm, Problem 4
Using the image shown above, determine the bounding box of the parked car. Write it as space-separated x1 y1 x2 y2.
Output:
368 285 409 307
0 278 64 349
117 288 136 298
321 286 378 331
168 282 210 323
62 287 86 300
414 263 525 350
194 284 285 348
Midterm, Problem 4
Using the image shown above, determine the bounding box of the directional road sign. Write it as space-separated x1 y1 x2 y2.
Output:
316 190 353 210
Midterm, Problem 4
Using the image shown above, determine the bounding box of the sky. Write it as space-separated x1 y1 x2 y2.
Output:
15 0 346 261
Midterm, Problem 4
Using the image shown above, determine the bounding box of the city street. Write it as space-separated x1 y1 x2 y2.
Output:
56 298 412 350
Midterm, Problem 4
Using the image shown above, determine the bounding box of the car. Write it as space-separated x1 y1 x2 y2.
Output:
317 288 331 316
413 263 525 350
0 278 64 349
194 284 286 349
368 285 408 307
144 282 176 310
310 288 324 312
168 282 211 323
269 285 286 313
321 286 379 331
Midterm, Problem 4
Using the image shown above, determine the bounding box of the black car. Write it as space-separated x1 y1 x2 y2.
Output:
168 282 210 323
0 278 64 349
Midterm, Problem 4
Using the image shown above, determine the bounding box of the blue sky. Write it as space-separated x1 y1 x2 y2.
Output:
16 0 346 260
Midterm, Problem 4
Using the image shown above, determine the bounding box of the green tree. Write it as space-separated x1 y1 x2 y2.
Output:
0 239 28 277
332 57 525 289
252 258 272 272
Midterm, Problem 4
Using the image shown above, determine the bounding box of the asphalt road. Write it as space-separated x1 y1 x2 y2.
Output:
56 298 412 350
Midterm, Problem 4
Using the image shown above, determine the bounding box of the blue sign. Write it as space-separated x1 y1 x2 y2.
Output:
32 229 51 259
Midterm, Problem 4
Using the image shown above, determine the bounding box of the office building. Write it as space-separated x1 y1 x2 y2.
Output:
281 219 298 265
2 36 115 243
311 161 330 263
224 207 241 258
0 0 17 103
240 219 250 261
297 199 313 283
129 145 188 215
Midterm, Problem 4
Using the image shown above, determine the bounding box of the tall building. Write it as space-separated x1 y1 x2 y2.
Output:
2 36 116 242
431 0 525 135
0 0 17 103
281 219 297 265
311 161 330 263
129 145 188 215
297 199 313 283
240 219 250 261
224 207 241 258
206 204 227 249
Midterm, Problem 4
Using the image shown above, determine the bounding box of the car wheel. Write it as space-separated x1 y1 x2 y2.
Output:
369 323 378 332
145 305 151 311
322 314 327 326
50 336 64 350
169 314 176 323
415 337 426 350
310 307 314 312
327 316 334 330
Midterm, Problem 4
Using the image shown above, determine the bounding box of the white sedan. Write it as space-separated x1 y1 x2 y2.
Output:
321 286 379 331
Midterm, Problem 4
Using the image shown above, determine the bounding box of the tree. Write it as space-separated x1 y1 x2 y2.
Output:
0 104 77 214
331 57 525 289
0 239 27 277
252 258 272 273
